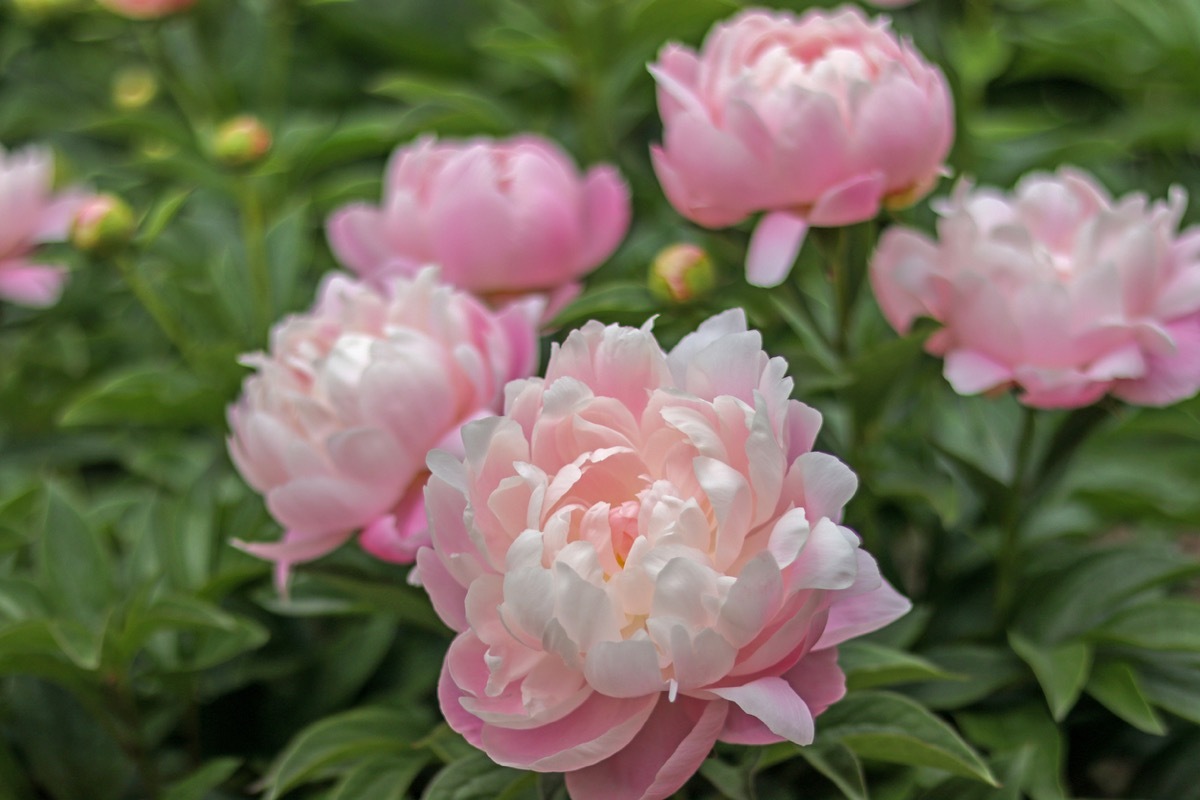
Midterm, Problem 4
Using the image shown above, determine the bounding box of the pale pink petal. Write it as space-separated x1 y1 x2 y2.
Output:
0 262 68 307
710 676 815 745
746 211 809 287
566 696 728 800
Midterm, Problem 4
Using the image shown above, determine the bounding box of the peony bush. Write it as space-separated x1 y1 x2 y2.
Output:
2 2 1200 800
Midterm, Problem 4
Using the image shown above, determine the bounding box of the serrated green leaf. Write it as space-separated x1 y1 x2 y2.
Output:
421 752 535 800
1093 599 1200 653
840 641 959 691
1008 632 1092 720
817 691 997 786
163 757 241 800
1087 661 1166 735
266 706 430 799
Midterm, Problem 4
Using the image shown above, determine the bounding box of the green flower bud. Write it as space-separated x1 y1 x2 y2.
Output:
112 67 159 110
71 194 137 255
211 115 272 168
649 243 715 303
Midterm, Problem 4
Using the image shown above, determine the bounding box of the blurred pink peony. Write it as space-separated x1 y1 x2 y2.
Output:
870 169 1200 408
327 135 631 318
420 310 910 800
0 144 90 307
227 268 541 587
650 6 953 287
97 0 195 19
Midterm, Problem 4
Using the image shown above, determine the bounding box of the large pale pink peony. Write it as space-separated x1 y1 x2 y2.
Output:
419 310 910 800
326 135 630 317
227 268 540 586
650 6 953 287
0 144 90 308
870 169 1200 408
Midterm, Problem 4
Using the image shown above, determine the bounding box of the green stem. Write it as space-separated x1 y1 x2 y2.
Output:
994 405 1038 625
239 178 272 339
136 25 209 134
107 676 162 799
115 254 202 371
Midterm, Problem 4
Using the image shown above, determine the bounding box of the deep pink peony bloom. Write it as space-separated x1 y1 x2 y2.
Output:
227 268 540 587
98 0 195 19
0 145 90 308
650 6 953 287
870 169 1200 408
420 310 910 800
327 135 631 318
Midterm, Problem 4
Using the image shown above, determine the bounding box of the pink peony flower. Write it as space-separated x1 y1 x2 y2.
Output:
97 0 195 19
870 169 1200 408
419 310 910 800
650 6 953 287
0 144 90 308
227 268 541 587
327 135 631 318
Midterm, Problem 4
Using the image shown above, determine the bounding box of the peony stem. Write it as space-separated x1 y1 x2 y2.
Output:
239 178 272 341
115 254 203 372
994 405 1037 626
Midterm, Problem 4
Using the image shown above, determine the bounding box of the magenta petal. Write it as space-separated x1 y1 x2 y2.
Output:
565 696 728 800
746 212 809 288
808 172 886 227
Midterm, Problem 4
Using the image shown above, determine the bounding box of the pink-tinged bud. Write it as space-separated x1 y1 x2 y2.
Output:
112 67 158 110
871 168 1200 408
211 115 272 168
98 0 195 19
650 6 953 287
649 243 715 303
71 194 136 255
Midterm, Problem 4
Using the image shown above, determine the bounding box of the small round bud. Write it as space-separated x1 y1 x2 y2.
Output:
71 194 137 255
210 115 272 168
648 243 715 303
112 67 159 111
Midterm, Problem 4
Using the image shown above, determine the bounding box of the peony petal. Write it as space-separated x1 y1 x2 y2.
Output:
710 676 815 745
566 696 728 800
0 262 67 307
746 211 809 287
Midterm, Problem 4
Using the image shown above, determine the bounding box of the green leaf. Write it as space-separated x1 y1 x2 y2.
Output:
163 757 242 800
329 753 429 800
136 188 194 248
905 645 1025 710
1137 655 1200 725
293 573 446 632
699 756 752 800
421 752 536 800
46 619 103 671
39 486 113 626
266 706 430 799
549 283 657 330
797 743 869 800
418 724 478 765
817 691 997 786
956 704 1067 800
1020 545 1200 642
58 363 225 428
839 641 959 691
1087 661 1166 735
122 594 268 672
1093 599 1200 653
1008 632 1092 720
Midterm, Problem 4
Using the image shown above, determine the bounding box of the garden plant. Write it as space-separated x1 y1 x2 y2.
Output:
2 0 1200 798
